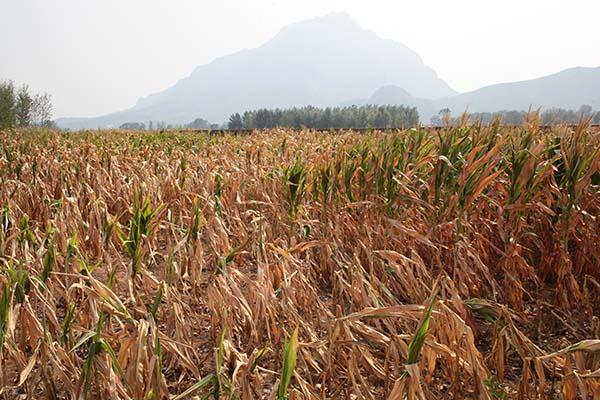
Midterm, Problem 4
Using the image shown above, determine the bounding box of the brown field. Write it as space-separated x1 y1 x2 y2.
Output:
0 122 599 399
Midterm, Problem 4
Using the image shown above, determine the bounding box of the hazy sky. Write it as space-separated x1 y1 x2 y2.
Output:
2 0 599 118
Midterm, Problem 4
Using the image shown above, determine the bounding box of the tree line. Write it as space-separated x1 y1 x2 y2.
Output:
0 80 54 129
119 118 221 130
228 105 420 130
119 121 172 130
431 105 600 126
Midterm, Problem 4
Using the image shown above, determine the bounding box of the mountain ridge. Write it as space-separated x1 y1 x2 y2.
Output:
56 12 456 129
346 66 600 121
56 13 600 130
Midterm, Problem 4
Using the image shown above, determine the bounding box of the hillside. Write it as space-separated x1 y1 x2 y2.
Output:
435 66 600 115
57 13 454 129
352 67 600 120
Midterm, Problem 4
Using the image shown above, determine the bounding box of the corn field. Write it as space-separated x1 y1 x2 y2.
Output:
0 121 599 399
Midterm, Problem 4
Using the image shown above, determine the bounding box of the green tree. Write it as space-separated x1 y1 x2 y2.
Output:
0 81 16 129
184 118 210 129
15 85 33 127
541 108 577 125
374 106 388 128
229 105 419 129
228 113 243 129
31 93 53 127
504 110 526 125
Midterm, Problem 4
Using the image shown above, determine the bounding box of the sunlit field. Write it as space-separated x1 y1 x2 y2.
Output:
0 122 599 399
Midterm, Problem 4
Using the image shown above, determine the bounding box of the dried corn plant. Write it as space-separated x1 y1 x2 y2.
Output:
0 123 598 399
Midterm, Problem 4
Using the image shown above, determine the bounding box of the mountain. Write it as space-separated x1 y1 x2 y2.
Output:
56 12 456 129
435 66 600 114
341 85 416 106
351 67 600 121
369 85 418 105
340 85 436 115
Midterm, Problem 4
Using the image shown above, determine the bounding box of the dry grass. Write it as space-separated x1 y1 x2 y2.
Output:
0 122 599 399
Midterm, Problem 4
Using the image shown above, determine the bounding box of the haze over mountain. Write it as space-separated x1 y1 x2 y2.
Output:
436 66 600 114
57 12 455 129
56 13 600 130
354 67 600 120
340 85 432 111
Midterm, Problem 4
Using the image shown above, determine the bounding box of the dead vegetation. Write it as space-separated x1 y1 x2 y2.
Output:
0 120 599 399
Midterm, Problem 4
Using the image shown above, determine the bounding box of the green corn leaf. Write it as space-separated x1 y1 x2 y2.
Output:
278 327 299 400
148 283 164 320
173 374 216 400
60 303 76 345
71 331 97 353
0 285 10 349
407 288 438 365
99 338 123 375
250 347 271 373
